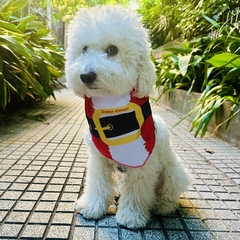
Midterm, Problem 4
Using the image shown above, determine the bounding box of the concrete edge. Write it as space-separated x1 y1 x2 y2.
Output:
151 88 240 148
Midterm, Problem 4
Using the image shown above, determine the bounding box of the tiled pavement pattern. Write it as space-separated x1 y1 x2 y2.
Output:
0 88 239 240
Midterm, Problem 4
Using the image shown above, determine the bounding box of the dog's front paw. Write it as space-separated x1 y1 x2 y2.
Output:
116 207 149 229
75 196 107 219
155 198 178 216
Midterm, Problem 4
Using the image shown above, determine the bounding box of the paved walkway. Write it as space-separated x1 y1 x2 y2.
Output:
0 88 239 240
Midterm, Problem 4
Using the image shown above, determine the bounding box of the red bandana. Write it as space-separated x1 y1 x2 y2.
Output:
85 90 155 168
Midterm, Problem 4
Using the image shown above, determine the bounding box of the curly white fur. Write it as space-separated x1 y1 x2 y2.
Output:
65 5 190 229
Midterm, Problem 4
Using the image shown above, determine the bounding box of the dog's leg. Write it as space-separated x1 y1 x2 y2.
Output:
149 115 190 215
75 149 115 219
155 149 190 215
115 162 158 229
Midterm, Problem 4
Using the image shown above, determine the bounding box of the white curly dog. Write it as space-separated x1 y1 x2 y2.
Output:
65 5 190 229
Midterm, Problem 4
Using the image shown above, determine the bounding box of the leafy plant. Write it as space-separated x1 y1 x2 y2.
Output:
187 53 240 137
155 37 214 97
176 0 240 41
139 0 240 48
139 0 180 48
0 0 65 121
155 17 240 137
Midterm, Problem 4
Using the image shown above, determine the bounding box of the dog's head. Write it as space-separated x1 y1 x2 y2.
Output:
65 5 156 98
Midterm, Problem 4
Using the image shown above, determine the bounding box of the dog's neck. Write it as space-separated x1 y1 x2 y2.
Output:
84 91 156 168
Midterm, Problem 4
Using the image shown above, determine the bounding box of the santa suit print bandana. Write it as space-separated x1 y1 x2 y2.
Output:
85 90 156 168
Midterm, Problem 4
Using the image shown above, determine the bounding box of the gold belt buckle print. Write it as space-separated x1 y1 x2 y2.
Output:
92 102 144 146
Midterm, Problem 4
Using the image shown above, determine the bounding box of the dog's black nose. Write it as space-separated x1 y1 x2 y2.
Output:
80 72 97 84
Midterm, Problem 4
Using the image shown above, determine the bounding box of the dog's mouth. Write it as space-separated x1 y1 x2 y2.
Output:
85 84 99 90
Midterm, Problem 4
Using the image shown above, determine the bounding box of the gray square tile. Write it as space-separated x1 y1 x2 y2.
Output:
76 214 96 227
98 215 118 227
162 218 183 230
191 231 213 240
144 230 165 240
184 219 208 231
0 223 22 237
73 227 95 240
120 228 142 240
47 225 70 238
166 230 189 240
98 227 118 240
29 212 51 223
52 212 73 224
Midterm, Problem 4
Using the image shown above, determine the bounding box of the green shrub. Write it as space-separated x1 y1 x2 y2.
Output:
0 0 64 121
139 0 180 49
155 18 240 137
139 0 240 48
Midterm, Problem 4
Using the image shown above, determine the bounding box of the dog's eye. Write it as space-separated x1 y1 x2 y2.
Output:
83 46 88 53
106 46 118 57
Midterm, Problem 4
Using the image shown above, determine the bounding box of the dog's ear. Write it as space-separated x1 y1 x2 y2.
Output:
135 55 156 98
